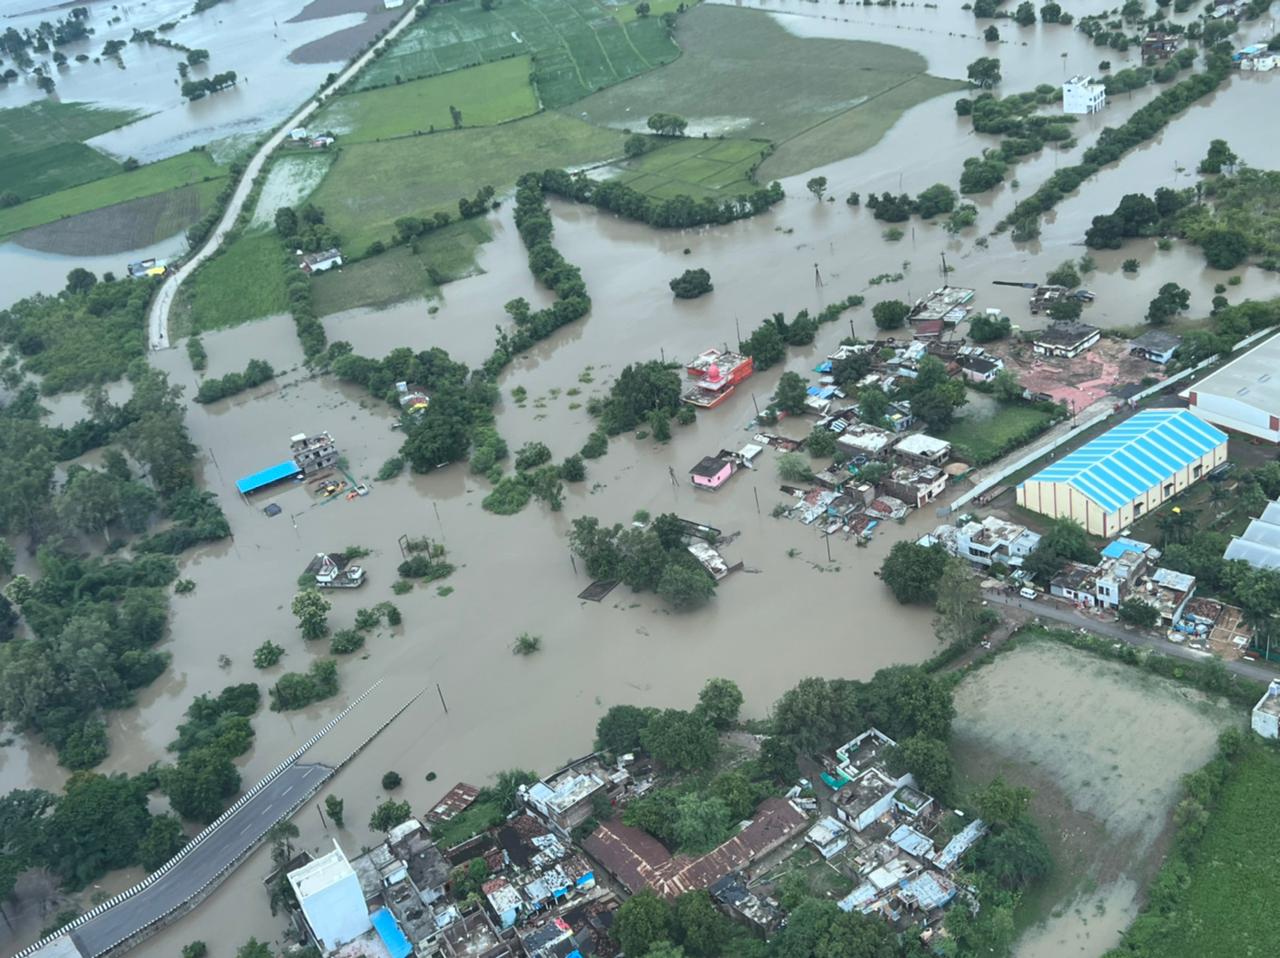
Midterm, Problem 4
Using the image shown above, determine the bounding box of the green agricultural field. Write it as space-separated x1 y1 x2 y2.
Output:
312 218 492 316
610 0 697 23
355 0 678 108
611 137 769 201
574 5 965 180
178 230 290 333
941 396 1057 465
0 100 142 201
314 57 538 142
0 151 227 242
311 112 625 253
1146 743 1280 958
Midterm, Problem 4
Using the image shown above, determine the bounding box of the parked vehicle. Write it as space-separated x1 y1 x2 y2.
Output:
1019 587 1038 600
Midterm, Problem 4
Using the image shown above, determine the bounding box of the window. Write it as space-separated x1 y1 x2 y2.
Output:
1134 502 1145 517
1193 464 1202 479
1163 483 1174 496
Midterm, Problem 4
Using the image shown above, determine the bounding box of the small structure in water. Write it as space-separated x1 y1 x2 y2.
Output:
682 349 753 409
291 431 338 474
305 552 366 589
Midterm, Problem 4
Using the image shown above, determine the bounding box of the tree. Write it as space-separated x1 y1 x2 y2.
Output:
708 770 758 821
1014 1 1036 24
991 368 1024 402
647 113 688 137
914 183 957 219
368 799 412 832
137 813 185 871
806 176 828 200
1200 228 1250 270
871 299 910 330
492 768 538 813
381 771 402 791
984 25 1000 41
641 709 718 771
889 734 955 801
769 898 897 958
1198 138 1237 174
1040 1 1062 21
773 372 808 416
934 558 985 646
673 890 728 957
596 704 656 754
253 641 284 668
1047 299 1083 323
65 268 97 294
634 2 651 16
976 816 1051 889
777 452 814 483
1022 517 1093 581
695 678 743 730
969 312 1011 343
615 891 673 958
657 564 716 611
236 940 272 958
1045 260 1080 289
624 133 653 157
291 589 330 639
973 777 1031 827
1146 282 1190 325
669 268 713 299
880 541 948 605
162 749 239 823
967 56 1002 88
1118 597 1159 627
183 944 208 958
673 793 730 853
806 425 837 459
45 772 150 887
324 794 344 828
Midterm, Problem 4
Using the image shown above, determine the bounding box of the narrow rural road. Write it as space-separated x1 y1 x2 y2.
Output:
147 2 423 349
68 763 332 958
984 589 1278 684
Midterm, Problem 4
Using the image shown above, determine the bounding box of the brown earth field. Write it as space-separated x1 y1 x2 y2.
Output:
13 184 217 256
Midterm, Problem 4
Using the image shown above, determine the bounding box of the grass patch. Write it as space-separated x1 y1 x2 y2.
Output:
177 230 290 332
1142 743 1280 957
611 137 769 201
575 5 964 180
0 101 142 201
311 218 492 315
311 112 625 252
429 798 504 849
0 152 228 243
940 398 1057 465
315 57 538 142
354 0 678 108
250 153 335 228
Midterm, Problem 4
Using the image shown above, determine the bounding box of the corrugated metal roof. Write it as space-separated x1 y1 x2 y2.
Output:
1225 502 1280 569
235 459 301 494
1022 410 1226 513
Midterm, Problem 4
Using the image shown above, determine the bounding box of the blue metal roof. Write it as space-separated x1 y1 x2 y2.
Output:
371 908 412 958
235 459 301 495
1100 536 1153 559
1023 410 1226 513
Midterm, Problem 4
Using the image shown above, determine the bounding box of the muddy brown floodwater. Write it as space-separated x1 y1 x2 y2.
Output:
6 2 1280 954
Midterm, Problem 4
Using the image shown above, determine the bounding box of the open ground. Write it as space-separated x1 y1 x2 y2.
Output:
312 56 539 142
353 0 679 107
951 638 1241 957
573 5 965 180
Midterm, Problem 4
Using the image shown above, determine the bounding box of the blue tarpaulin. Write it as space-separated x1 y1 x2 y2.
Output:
235 459 301 495
371 907 412 958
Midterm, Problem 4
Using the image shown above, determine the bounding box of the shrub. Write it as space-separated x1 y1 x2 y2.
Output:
252 641 284 668
513 632 542 655
376 456 404 480
382 771 402 790
330 629 365 654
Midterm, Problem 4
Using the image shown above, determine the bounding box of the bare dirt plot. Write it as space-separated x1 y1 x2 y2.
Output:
951 640 1240 958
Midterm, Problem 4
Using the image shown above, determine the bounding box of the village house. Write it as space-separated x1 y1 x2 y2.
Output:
690 454 735 490
1141 31 1180 58
522 755 619 838
1129 330 1182 365
955 353 1004 384
1062 74 1107 114
288 842 373 954
427 782 481 824
350 819 452 954
1253 680 1280 739
926 516 1042 568
893 433 951 467
806 816 852 859
882 465 947 509
1032 320 1101 359
682 348 754 409
838 422 896 459
300 248 343 273
710 874 786 935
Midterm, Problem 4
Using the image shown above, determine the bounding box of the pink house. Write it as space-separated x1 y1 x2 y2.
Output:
690 455 735 490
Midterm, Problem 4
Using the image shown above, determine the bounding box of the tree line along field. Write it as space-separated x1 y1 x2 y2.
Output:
612 138 771 202
0 101 141 201
353 0 678 108
312 57 539 143
0 151 228 243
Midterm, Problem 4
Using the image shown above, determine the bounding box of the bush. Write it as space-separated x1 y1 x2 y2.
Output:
581 431 609 459
669 268 713 299
252 641 284 668
513 632 542 655
194 359 274 404
559 455 586 482
376 456 404 480
329 629 365 654
382 771 402 790
514 441 552 471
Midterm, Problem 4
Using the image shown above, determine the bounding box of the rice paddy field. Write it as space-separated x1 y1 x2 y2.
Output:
574 5 965 180
0 151 227 243
0 100 141 201
313 57 539 143
311 218 492 316
353 0 678 108
310 112 625 253
609 137 770 201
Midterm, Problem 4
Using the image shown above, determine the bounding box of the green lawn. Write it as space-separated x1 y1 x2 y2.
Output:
354 0 679 108
0 152 227 241
574 5 965 180
0 100 142 201
311 111 625 252
1154 744 1280 957
315 57 538 142
941 397 1057 466
429 799 504 849
312 218 492 315
612 137 769 201
178 230 290 333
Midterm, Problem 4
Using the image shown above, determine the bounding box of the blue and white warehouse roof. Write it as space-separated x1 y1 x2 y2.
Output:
1024 409 1226 513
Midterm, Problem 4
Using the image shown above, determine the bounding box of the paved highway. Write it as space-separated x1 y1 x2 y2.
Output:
69 763 331 958
984 589 1278 684
146 2 423 349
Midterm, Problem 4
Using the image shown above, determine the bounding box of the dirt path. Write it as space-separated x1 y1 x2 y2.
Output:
146 1 424 350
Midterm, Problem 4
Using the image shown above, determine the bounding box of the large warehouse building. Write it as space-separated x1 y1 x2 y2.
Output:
1016 409 1228 537
1180 333 1280 441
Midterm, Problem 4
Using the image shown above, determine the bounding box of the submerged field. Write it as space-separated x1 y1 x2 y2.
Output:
313 57 539 142
311 112 625 252
354 0 679 106
609 137 770 201
574 5 964 180
0 152 228 245
951 638 1240 958
942 392 1057 466
0 101 141 201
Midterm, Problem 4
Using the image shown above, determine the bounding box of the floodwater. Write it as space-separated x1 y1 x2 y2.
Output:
6 2 1280 954
0 233 187 311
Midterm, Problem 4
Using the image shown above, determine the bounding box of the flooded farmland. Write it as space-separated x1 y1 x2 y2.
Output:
4 0 1280 954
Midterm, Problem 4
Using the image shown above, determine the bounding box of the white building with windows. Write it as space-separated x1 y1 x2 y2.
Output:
1062 75 1107 114
288 842 372 953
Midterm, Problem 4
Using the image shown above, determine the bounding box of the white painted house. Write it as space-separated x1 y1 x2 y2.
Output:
1062 75 1107 114
1253 680 1280 739
288 842 372 953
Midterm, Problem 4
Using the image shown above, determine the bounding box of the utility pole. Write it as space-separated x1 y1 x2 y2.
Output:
436 683 448 714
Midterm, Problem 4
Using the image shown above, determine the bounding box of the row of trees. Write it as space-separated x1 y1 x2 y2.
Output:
180 70 236 100
273 206 330 357
569 514 717 610
738 296 864 372
194 358 274 404
866 183 958 222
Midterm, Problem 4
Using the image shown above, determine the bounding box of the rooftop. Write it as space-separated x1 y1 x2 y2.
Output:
288 841 356 900
1255 682 1280 718
1180 332 1280 407
834 767 902 818
1023 409 1227 513
1034 320 1100 346
1131 330 1182 353
835 728 897 776
428 782 481 823
895 434 951 458
690 456 730 478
